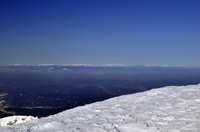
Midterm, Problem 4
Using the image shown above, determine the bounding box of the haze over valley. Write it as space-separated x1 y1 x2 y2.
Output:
0 65 200 118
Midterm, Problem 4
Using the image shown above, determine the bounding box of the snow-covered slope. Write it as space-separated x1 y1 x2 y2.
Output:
1 84 200 132
0 116 37 128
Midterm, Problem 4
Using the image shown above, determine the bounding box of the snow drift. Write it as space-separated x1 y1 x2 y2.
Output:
1 84 200 132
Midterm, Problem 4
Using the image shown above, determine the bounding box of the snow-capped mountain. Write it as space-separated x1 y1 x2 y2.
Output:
1 84 200 132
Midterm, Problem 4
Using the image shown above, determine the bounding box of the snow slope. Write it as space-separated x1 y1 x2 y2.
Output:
1 84 200 132
0 116 37 128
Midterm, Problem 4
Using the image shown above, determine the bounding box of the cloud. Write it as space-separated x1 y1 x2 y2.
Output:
145 64 187 68
62 64 98 67
38 63 55 66
61 64 126 67
104 64 125 67
6 63 126 67
8 64 23 66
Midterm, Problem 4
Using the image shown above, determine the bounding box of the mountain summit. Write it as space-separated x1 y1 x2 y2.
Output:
1 84 200 132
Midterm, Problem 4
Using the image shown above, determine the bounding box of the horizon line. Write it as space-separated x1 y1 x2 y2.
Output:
1 63 200 68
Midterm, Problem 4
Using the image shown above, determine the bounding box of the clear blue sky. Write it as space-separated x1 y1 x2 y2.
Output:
0 0 200 66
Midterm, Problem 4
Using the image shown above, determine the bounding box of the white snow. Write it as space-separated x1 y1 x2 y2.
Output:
1 84 200 132
0 116 37 128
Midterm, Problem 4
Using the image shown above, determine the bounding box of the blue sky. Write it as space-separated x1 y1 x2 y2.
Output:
0 0 200 66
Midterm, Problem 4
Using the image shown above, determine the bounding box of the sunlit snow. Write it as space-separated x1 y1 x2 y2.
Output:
0 116 37 128
1 84 200 132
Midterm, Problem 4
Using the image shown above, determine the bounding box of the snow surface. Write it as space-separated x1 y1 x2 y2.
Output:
1 84 200 132
0 116 37 128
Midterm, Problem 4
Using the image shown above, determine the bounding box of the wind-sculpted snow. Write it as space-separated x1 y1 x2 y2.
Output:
1 84 200 132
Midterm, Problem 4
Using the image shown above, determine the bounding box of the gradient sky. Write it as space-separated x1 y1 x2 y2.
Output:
0 0 200 66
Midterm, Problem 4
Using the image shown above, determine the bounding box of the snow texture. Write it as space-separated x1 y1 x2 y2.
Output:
0 116 37 128
1 84 200 132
